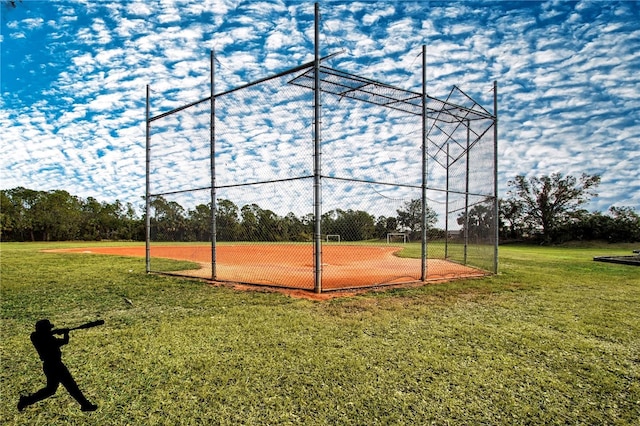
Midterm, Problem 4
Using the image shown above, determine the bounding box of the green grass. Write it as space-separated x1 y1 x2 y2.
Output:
1 241 639 425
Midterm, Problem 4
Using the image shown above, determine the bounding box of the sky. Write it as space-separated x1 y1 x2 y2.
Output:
2 0 639 220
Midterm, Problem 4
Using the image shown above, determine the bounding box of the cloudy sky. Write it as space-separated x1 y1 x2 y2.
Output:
2 0 639 218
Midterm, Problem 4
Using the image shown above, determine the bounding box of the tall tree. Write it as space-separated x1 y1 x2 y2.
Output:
281 212 310 242
37 190 82 241
607 206 640 243
457 203 494 242
187 203 212 241
507 173 601 243
499 198 526 240
322 209 376 241
2 187 41 241
216 199 240 241
120 201 143 240
0 190 14 240
396 199 437 240
257 208 280 241
149 196 186 241
240 204 261 241
374 216 398 239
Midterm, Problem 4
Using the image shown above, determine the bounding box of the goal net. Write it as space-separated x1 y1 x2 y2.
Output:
387 233 408 244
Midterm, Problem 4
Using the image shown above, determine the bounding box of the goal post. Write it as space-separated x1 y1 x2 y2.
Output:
387 232 408 244
326 234 341 243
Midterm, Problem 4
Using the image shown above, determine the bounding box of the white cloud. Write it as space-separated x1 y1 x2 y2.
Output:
71 52 94 68
114 17 149 38
90 18 113 45
1 0 638 218
127 1 153 17
362 5 395 26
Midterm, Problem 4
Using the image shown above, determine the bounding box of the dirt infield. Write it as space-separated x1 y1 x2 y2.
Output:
57 244 487 293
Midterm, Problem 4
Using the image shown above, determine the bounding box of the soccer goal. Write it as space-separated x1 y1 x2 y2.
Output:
326 234 341 243
387 233 408 244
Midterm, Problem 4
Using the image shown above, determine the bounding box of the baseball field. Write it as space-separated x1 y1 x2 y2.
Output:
54 243 487 291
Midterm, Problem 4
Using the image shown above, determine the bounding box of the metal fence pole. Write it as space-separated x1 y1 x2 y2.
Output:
145 84 151 274
445 141 450 259
464 120 470 265
313 2 322 293
210 50 217 280
493 80 499 274
421 44 428 281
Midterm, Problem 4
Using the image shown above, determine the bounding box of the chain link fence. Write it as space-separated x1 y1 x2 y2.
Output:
147 57 496 292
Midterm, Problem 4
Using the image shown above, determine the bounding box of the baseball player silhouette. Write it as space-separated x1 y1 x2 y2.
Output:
18 319 97 412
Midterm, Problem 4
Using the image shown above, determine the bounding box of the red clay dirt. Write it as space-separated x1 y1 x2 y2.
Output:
54 244 486 298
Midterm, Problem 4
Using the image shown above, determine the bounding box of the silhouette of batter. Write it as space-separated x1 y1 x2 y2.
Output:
18 319 97 412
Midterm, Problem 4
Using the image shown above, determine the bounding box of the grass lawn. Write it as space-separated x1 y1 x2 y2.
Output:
1 241 639 425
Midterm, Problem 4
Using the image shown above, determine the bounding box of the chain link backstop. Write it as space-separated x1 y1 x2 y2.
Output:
146 17 497 293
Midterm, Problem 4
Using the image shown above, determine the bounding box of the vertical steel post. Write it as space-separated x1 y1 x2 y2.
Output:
493 80 499 274
464 120 470 265
210 50 217 280
313 2 322 293
445 141 450 259
145 84 151 273
420 44 428 281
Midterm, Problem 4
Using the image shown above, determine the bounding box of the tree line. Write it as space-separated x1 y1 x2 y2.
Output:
115 196 437 243
501 173 640 244
0 187 435 243
2 173 638 243
0 188 143 242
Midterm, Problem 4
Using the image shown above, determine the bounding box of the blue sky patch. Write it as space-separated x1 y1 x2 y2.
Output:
1 0 638 215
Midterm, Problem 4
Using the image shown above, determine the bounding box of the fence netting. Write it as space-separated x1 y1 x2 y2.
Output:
148 60 496 291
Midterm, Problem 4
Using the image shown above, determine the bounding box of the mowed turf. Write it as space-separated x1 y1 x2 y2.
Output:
1 241 639 425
